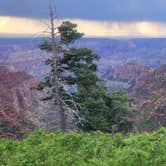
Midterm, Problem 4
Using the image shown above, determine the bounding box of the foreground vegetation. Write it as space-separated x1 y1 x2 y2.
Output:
0 127 165 166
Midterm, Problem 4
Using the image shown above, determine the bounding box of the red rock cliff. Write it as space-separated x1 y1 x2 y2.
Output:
0 66 43 137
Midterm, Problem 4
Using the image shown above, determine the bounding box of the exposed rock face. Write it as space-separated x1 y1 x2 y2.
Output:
101 63 153 92
130 64 166 132
115 63 153 81
0 66 48 137
133 64 166 101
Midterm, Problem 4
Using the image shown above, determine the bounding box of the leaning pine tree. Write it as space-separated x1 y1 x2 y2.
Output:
37 7 134 133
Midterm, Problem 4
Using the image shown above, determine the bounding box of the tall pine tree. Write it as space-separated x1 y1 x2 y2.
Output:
37 11 133 133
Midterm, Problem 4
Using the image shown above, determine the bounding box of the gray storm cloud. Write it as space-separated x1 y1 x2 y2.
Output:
0 0 166 21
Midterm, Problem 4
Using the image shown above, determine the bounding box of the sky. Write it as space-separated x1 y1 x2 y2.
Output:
1 0 166 38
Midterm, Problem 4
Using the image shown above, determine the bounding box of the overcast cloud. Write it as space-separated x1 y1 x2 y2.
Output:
0 0 166 21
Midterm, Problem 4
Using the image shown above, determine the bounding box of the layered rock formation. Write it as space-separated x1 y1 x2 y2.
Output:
0 66 48 137
130 64 166 132
101 63 153 92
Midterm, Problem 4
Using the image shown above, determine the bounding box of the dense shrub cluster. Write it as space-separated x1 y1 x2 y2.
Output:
0 128 165 166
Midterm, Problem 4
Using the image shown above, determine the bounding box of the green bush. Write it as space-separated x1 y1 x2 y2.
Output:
0 128 165 166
